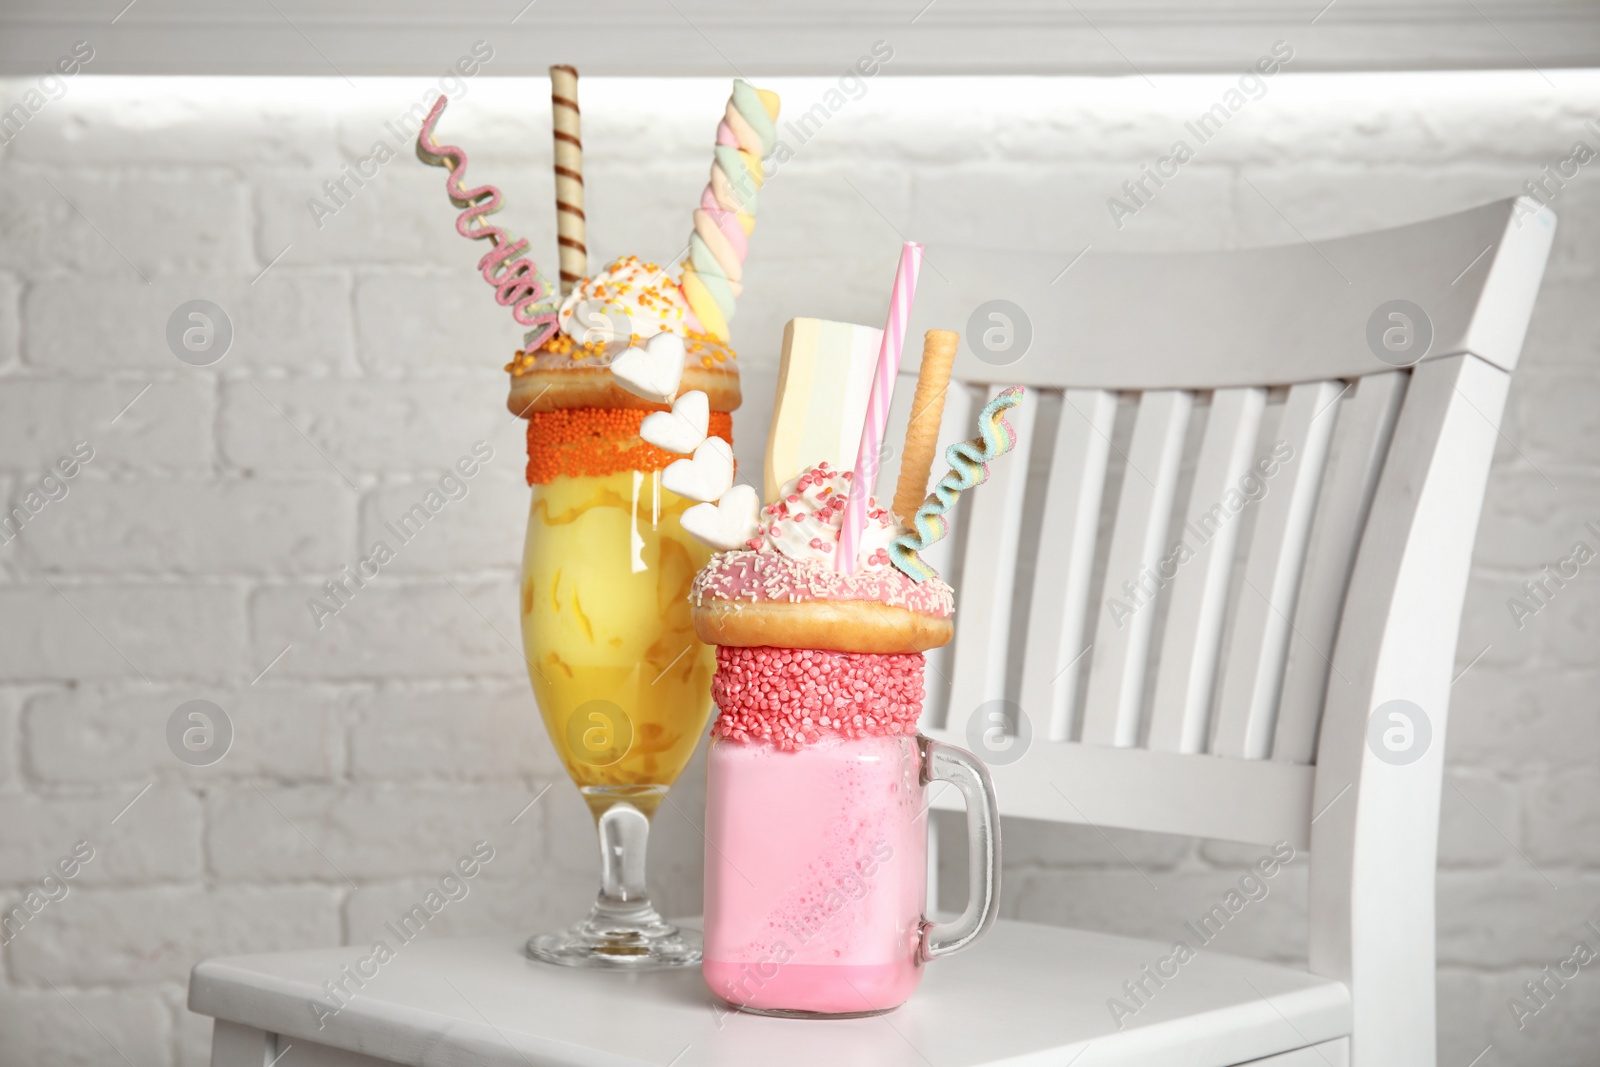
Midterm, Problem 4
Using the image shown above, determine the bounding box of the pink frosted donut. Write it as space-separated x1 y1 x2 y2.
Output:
689 550 954 654
711 645 925 749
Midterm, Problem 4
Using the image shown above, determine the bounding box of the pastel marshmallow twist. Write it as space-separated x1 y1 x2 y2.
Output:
890 386 1026 584
680 80 780 342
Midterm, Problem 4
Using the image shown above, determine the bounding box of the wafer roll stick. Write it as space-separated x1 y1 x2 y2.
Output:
549 65 586 294
891 329 959 522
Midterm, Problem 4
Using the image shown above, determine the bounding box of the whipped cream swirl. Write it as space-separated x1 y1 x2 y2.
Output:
558 255 691 344
749 462 898 571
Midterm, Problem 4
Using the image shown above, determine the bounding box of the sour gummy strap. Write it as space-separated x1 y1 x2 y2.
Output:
889 386 1025 584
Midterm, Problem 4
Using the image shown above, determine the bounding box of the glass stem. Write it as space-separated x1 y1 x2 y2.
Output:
594 801 656 917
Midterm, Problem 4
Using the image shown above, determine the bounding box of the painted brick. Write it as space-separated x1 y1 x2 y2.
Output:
219 376 498 476
347 685 562 779
23 684 349 785
0 786 200 885
1525 766 1600 866
3 885 342 984
23 271 357 374
1448 668 1600 772
257 164 490 267
0 686 17 787
0 170 251 278
0 271 18 370
5 78 341 168
343 875 581 951
249 576 522 682
1438 872 1600 967
17 477 357 575
205 783 534 882
1512 368 1600 468
1476 467 1600 572
356 463 526 576
354 270 521 373
0 377 214 473
1438 770 1520 868
1436 969 1498 1067
0 988 172 1067
0 583 246 683
1485 958 1600 1066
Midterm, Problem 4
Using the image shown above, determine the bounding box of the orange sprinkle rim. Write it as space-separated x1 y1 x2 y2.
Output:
525 406 734 485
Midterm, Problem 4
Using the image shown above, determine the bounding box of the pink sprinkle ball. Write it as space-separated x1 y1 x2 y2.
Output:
711 645 926 750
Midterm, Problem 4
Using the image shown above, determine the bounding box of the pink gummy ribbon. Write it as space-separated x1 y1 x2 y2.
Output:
416 96 558 348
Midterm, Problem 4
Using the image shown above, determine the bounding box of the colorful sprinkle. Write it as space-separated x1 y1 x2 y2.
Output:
690 548 953 618
525 407 733 484
711 645 925 749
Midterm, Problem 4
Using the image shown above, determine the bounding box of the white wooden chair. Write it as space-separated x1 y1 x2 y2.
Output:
190 197 1555 1067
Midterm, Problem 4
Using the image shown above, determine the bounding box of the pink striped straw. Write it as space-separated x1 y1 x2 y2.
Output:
837 240 923 572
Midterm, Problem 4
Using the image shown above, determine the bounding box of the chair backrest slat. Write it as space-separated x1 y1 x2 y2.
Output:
943 385 1039 741
1211 380 1344 759
1146 386 1268 754
1272 371 1407 763
1019 388 1117 741
1080 389 1194 747
876 199 1552 851
915 196 1555 1066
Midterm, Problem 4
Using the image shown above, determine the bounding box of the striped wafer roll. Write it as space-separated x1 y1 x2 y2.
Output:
891 329 959 523
549 65 586 295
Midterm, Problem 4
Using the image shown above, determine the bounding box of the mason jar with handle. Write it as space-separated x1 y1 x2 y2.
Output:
702 712 1001 1017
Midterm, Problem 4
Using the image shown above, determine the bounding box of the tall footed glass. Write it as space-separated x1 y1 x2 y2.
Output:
520 464 715 968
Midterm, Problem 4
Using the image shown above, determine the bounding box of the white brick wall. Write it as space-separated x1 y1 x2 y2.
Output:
0 70 1596 1065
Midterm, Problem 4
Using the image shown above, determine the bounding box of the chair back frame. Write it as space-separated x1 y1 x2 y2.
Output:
883 198 1556 1065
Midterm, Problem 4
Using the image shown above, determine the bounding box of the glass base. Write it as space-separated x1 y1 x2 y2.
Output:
526 907 702 970
731 1004 899 1020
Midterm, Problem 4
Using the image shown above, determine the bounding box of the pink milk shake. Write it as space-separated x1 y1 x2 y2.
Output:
690 468 1000 1015
701 645 931 1016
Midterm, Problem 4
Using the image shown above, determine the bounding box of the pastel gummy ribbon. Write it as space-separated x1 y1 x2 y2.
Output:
890 386 1026 584
680 80 779 342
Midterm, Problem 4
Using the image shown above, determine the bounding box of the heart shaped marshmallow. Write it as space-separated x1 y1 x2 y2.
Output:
639 389 710 455
681 484 761 552
661 436 734 504
609 331 686 405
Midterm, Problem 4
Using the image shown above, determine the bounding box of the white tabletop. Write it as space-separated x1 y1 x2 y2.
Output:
189 919 1349 1067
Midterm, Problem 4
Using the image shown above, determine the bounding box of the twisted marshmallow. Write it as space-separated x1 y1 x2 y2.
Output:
680 80 780 342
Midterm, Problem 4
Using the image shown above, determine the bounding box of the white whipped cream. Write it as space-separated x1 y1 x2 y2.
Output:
752 462 899 570
558 255 691 345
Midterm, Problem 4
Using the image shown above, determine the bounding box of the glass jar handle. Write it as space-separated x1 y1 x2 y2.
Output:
917 736 1001 961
